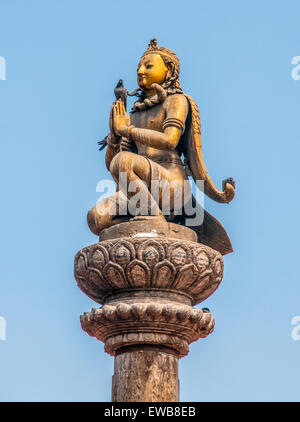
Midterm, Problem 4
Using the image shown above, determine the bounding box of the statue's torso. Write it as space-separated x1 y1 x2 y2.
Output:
130 94 188 166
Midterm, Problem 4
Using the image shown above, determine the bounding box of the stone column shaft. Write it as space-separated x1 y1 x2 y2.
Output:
112 346 179 402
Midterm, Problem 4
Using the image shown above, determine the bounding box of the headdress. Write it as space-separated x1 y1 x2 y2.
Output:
141 38 180 71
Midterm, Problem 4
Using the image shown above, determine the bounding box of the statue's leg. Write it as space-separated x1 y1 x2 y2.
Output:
110 151 186 217
87 152 187 235
110 151 162 217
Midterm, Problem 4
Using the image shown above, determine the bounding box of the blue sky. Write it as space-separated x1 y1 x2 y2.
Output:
0 0 300 401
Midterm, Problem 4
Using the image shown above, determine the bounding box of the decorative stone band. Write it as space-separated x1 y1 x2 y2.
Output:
80 302 214 357
74 236 224 305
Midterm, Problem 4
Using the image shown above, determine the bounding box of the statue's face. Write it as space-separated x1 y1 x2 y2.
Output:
137 53 168 91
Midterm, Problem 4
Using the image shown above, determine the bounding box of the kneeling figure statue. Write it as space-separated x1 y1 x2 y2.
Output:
75 38 236 402
87 38 235 254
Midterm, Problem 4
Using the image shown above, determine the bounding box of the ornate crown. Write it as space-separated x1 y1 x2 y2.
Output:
142 38 180 68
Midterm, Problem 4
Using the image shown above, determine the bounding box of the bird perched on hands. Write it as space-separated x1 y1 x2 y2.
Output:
114 79 128 111
98 79 136 152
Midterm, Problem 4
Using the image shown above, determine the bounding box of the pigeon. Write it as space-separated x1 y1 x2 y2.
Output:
114 79 128 110
202 308 210 313
222 177 236 190
97 80 134 152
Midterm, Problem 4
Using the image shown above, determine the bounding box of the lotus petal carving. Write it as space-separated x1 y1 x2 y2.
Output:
74 236 224 305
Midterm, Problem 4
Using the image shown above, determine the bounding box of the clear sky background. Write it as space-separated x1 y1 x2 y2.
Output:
0 0 300 402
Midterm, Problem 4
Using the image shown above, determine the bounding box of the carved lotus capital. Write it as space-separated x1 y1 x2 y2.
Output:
74 236 223 305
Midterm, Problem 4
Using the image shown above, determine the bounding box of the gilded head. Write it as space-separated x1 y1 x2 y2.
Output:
137 39 182 94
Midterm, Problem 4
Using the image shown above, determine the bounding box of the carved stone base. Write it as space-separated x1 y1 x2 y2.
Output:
74 218 224 402
74 220 223 305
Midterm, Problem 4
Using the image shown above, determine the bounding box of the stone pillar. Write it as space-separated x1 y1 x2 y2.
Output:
74 218 224 402
112 346 179 402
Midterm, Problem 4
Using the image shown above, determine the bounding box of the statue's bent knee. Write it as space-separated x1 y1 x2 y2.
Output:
110 151 134 177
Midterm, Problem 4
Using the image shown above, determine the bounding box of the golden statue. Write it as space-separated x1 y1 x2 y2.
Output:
88 39 235 255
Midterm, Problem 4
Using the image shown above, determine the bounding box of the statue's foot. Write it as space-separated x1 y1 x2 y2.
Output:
87 206 112 235
88 208 132 235
87 189 168 236
87 191 129 235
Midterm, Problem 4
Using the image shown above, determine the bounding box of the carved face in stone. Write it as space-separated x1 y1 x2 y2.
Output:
137 53 168 91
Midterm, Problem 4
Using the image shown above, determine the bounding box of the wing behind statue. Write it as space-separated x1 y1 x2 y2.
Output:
181 94 235 203
171 194 233 255
173 94 234 255
192 196 233 255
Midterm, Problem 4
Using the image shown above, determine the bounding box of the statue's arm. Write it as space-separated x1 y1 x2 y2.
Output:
117 95 189 151
105 143 119 170
126 126 180 151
